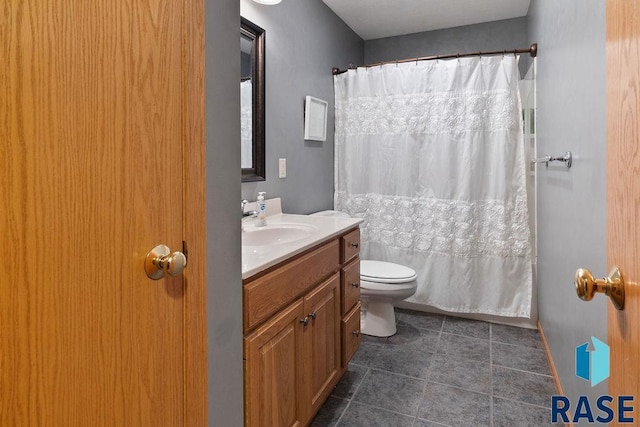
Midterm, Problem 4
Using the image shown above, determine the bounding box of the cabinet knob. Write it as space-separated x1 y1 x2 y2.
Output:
308 311 317 320
350 282 359 288
349 242 359 249
300 316 309 326
352 330 360 337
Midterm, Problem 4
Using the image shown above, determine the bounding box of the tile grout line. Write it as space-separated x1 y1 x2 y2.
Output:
426 379 492 396
410 315 446 426
492 395 553 410
330 312 553 426
493 364 554 378
339 398 424 423
334 366 371 426
489 322 494 427
398 311 421 427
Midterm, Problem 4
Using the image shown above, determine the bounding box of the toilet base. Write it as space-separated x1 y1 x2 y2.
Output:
360 299 397 337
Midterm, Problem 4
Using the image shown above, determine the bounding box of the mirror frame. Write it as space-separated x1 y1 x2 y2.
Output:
241 17 266 182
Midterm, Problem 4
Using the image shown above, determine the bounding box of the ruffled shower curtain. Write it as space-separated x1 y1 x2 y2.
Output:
334 56 532 317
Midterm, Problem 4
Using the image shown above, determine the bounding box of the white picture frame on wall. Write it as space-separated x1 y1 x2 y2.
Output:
304 96 328 141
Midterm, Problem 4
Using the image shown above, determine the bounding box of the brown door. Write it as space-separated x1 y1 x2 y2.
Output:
0 1 206 425
607 0 640 418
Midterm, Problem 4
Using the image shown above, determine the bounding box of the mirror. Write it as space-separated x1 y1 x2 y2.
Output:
241 18 265 182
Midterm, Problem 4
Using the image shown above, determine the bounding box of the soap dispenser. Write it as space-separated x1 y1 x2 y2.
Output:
256 192 267 227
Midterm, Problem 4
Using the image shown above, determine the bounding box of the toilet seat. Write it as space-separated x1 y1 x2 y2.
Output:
360 260 417 284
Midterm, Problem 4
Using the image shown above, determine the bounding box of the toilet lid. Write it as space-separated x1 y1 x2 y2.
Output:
360 260 417 284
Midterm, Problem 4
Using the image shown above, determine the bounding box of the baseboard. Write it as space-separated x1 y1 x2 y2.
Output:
538 320 573 427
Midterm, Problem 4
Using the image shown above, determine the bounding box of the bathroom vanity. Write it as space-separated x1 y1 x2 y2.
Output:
242 201 362 426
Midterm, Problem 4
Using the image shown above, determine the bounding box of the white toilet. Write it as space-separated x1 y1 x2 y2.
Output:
310 210 418 337
359 260 418 337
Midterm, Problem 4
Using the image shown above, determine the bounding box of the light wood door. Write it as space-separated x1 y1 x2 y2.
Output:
0 1 206 425
244 300 306 427
303 273 341 419
607 0 640 416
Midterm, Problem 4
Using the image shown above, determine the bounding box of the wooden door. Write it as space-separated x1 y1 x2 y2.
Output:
303 273 341 419
0 1 206 425
244 299 306 427
607 0 640 418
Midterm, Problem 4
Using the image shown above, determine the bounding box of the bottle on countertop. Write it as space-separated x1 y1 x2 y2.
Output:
256 192 267 227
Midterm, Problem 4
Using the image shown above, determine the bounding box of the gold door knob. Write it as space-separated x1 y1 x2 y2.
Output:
145 244 187 280
575 266 625 310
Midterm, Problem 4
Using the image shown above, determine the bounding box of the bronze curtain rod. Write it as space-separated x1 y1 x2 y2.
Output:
332 42 537 75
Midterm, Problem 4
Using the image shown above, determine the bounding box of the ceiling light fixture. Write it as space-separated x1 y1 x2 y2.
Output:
253 0 281 4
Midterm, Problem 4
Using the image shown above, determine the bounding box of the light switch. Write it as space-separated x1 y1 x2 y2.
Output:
278 158 286 178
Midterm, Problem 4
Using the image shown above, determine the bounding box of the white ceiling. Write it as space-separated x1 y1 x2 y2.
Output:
322 0 531 40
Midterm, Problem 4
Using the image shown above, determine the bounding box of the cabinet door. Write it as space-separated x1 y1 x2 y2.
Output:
342 303 362 367
245 300 306 427
303 273 341 417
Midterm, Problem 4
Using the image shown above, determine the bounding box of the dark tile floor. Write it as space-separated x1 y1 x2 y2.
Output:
311 308 560 427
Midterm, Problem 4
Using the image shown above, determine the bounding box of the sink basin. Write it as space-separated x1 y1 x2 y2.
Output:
242 223 317 247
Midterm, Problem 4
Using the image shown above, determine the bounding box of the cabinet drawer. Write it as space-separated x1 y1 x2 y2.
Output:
340 228 360 264
341 258 360 315
341 303 361 368
244 240 339 332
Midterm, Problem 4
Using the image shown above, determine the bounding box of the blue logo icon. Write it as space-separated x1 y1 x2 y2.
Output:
575 336 609 387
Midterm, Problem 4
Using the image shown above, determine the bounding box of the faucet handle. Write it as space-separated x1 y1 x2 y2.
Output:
241 199 248 213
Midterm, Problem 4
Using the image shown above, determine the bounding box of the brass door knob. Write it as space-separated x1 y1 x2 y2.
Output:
145 244 187 280
575 266 625 310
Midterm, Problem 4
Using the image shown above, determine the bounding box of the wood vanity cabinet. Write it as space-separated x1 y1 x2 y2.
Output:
243 227 361 427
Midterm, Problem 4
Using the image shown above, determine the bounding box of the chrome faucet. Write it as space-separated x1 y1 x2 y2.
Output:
241 199 259 219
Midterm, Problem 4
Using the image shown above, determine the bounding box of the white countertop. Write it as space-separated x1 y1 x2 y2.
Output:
241 200 362 280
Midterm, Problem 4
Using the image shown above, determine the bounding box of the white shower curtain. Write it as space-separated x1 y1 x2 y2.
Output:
334 56 532 318
241 80 253 169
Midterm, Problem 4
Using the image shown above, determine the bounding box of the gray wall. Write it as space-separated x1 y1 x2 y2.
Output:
240 0 363 214
528 0 608 407
364 17 531 77
206 0 244 425
206 2 361 423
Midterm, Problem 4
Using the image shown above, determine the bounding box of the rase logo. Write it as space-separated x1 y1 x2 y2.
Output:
575 336 609 387
551 336 635 424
